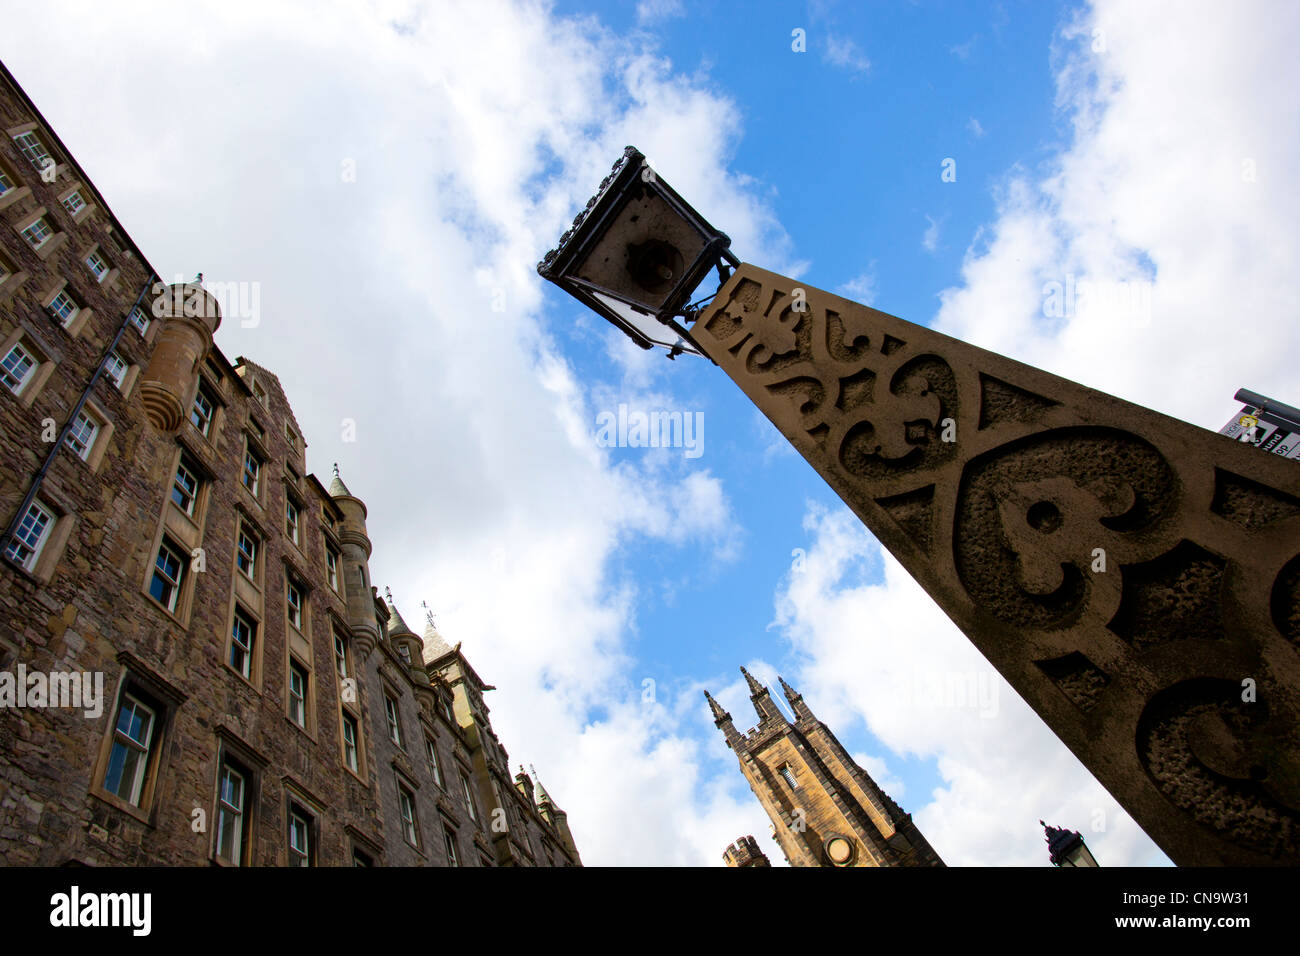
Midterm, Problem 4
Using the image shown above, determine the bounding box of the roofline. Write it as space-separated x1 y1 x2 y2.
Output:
0 58 162 286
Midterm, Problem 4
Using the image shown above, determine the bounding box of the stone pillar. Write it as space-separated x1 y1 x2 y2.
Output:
692 263 1300 866
139 282 220 432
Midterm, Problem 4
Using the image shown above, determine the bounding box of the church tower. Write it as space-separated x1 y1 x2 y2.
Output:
706 668 944 867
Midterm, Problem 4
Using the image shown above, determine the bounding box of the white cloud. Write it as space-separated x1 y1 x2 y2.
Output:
774 503 1167 866
922 214 941 253
933 0 1300 429
968 116 985 138
0 0 794 866
824 33 871 73
636 0 684 25
837 266 878 306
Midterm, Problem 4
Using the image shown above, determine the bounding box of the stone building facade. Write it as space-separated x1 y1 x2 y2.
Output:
707 668 942 867
0 60 579 867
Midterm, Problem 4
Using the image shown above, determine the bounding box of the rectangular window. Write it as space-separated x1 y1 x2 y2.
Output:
2 342 37 395
85 251 108 282
4 500 53 570
128 306 150 336
326 546 339 591
103 693 155 806
288 806 312 866
103 351 128 390
230 607 256 678
341 712 359 772
242 445 261 495
288 660 308 728
398 784 420 847
780 765 798 789
236 525 258 580
384 694 403 747
171 455 200 515
461 773 478 822
444 826 460 867
287 580 303 631
61 190 85 216
21 217 52 249
64 409 99 460
351 848 373 867
48 290 78 327
149 537 186 612
334 634 349 680
0 167 15 196
215 761 246 865
284 424 298 450
426 738 444 788
190 384 215 436
285 497 300 545
13 131 52 171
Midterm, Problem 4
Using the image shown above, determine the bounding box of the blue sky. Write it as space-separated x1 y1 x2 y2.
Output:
5 0 1297 865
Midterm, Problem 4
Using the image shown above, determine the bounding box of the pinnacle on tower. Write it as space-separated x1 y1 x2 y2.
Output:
739 666 784 724
740 665 766 697
778 675 811 720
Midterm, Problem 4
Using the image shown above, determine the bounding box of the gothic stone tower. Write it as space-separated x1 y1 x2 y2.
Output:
707 668 944 867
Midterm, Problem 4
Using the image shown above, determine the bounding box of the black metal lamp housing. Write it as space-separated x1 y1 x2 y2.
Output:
537 146 739 356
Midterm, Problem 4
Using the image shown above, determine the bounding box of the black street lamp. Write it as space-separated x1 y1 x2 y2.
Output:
536 146 738 357
1041 820 1099 867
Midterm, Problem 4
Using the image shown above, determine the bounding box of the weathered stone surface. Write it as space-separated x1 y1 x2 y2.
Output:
694 263 1300 866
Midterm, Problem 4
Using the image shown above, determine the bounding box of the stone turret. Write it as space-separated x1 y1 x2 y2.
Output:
329 464 379 660
532 765 582 866
723 835 771 867
139 281 220 431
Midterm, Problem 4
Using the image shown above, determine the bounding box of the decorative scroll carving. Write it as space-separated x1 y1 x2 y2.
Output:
694 264 1300 865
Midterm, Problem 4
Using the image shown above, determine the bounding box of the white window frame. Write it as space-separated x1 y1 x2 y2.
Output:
103 351 128 390
426 737 444 788
190 385 214 436
288 808 311 866
104 693 155 806
326 546 339 591
342 712 359 772
384 694 403 747
287 580 303 631
85 251 108 283
236 525 258 581
61 190 86 217
215 763 245 865
288 660 308 728
2 341 38 395
230 608 255 678
0 167 15 196
242 446 261 495
65 409 100 460
128 305 150 336
4 499 53 570
285 497 300 545
21 217 52 250
48 290 78 327
149 538 185 612
12 130 52 171
398 784 419 847
461 773 478 822
172 456 199 515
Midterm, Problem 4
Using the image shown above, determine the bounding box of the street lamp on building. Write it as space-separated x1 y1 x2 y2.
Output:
536 146 738 357
1040 821 1099 867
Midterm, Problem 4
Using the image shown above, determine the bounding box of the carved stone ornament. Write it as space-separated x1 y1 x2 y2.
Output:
694 264 1300 865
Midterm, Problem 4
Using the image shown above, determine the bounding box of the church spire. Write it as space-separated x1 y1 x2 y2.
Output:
778 675 812 721
740 666 784 724
703 689 742 748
